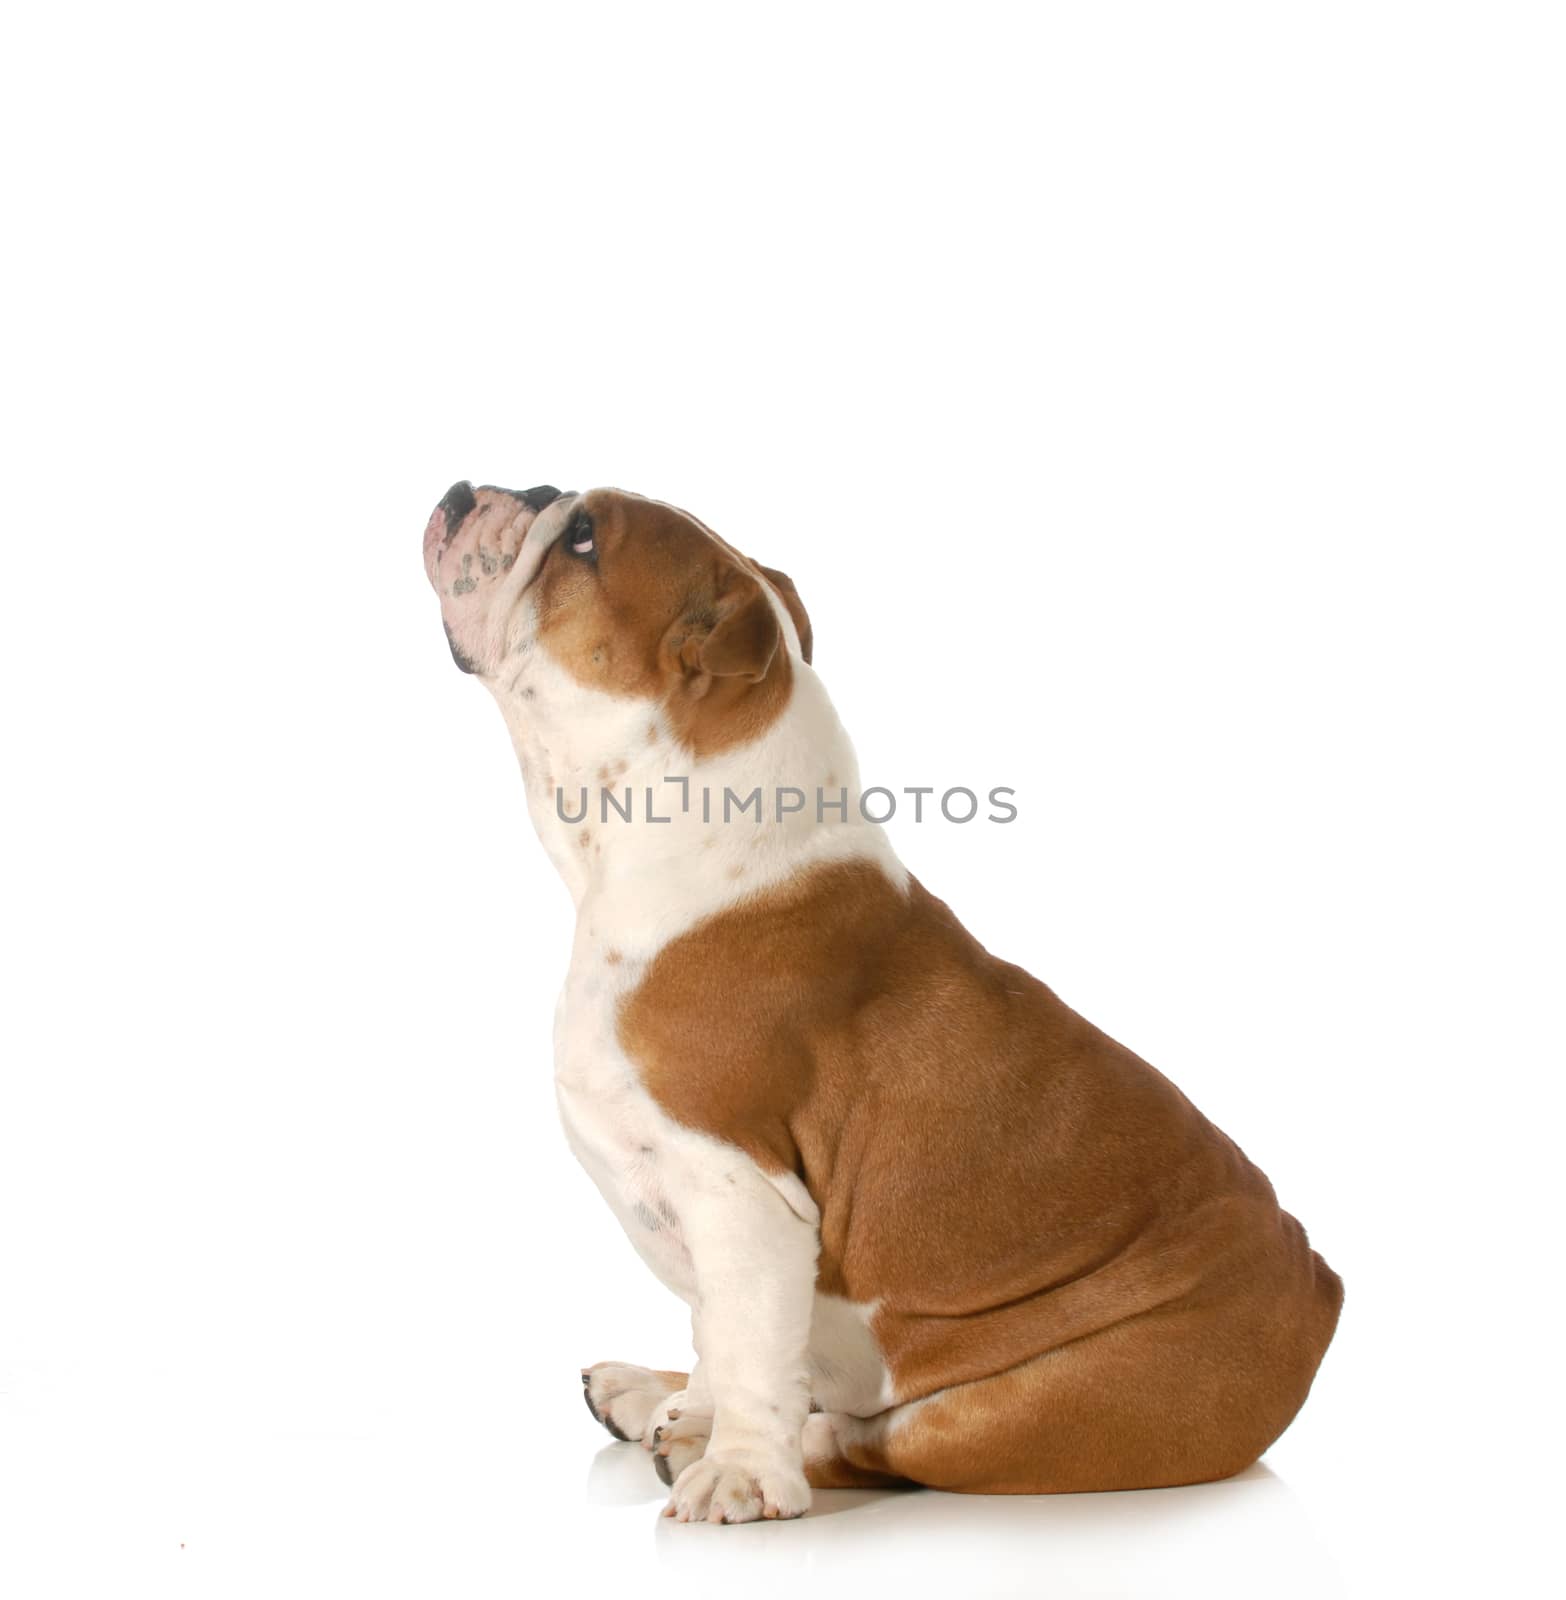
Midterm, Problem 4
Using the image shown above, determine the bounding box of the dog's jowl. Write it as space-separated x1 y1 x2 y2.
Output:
421 481 1342 1524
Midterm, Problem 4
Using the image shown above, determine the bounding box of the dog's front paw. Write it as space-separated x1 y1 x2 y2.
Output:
663 1448 810 1524
645 1386 714 1443
651 1411 711 1484
581 1362 686 1444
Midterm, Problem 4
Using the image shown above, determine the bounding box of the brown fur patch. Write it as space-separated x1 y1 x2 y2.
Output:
617 860 1342 1492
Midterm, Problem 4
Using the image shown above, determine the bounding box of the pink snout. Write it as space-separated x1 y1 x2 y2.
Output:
423 480 570 672
423 480 482 586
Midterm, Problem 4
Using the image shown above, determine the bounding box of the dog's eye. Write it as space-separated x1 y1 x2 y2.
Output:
565 512 597 561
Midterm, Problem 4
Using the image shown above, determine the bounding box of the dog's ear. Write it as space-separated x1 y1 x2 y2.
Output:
671 572 782 694
756 563 812 664
661 565 796 755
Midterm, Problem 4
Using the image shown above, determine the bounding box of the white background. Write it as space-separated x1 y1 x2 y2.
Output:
2 3 1561 1596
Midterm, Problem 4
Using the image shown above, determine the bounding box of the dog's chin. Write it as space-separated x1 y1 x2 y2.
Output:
443 621 481 677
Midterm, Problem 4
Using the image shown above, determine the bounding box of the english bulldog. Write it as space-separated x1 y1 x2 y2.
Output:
421 480 1342 1524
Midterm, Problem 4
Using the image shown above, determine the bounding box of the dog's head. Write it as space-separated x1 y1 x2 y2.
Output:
422 482 812 757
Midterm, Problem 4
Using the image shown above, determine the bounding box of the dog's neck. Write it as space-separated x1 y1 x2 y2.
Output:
488 652 904 940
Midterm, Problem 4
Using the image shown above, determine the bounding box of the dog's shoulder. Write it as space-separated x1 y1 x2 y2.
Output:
615 858 1080 1169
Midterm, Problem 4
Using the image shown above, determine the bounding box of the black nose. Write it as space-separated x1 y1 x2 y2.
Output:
438 479 477 529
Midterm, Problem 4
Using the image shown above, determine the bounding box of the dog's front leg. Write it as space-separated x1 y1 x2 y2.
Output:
661 1156 817 1523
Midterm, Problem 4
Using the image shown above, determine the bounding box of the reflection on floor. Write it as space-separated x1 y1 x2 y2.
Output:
588 1441 1346 1598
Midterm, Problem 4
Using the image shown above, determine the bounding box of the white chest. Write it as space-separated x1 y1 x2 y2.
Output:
552 941 697 1300
549 898 897 1419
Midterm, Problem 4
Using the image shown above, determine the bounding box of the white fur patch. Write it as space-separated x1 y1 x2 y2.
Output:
488 576 900 1482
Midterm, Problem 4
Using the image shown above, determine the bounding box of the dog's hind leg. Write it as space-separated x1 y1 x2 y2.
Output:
800 1410 909 1489
865 1286 1339 1493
